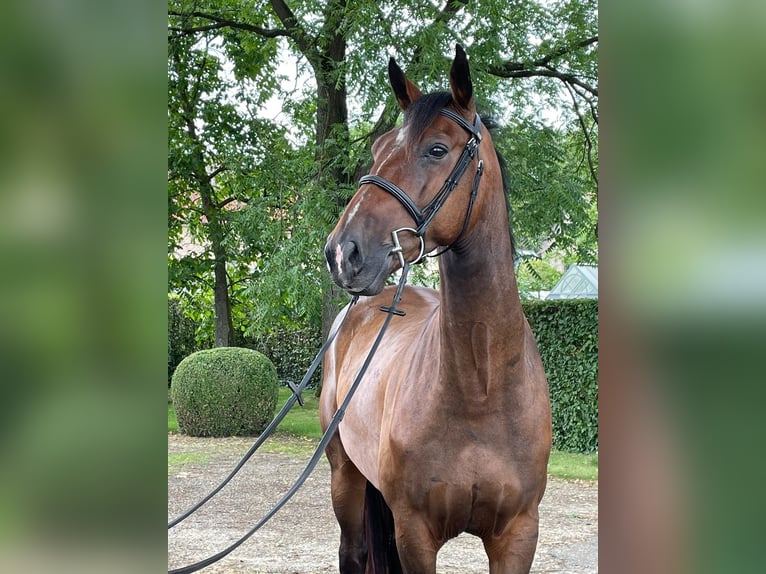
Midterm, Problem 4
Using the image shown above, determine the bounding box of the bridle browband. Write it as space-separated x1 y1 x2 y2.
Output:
358 108 484 264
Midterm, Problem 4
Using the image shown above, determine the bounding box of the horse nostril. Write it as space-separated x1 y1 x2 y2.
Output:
345 240 363 275
325 237 363 280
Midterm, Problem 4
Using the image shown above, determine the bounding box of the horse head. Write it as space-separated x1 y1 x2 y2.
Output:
325 45 493 295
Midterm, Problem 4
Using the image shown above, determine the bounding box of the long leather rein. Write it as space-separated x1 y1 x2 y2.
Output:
168 263 410 574
167 107 484 574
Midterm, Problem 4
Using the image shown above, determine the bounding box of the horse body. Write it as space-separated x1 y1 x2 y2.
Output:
321 46 551 573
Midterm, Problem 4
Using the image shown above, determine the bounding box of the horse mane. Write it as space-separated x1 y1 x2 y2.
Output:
402 92 516 257
495 145 516 258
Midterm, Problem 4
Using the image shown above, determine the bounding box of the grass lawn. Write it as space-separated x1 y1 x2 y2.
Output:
169 387 597 481
548 450 598 481
168 452 209 475
168 401 178 433
272 388 324 439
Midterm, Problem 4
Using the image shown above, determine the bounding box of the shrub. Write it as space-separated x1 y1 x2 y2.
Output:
245 328 323 388
170 347 279 437
523 299 598 453
168 297 197 387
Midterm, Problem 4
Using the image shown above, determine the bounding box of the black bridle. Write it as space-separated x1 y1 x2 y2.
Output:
358 108 484 263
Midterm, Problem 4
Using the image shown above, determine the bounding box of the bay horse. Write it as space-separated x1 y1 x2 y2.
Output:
321 45 552 574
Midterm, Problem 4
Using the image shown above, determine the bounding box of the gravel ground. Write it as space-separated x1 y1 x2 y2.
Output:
168 435 597 573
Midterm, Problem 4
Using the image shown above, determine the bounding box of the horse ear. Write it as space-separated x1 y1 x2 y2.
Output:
388 57 422 111
449 44 474 111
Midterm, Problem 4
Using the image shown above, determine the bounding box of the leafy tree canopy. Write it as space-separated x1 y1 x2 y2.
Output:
168 0 597 341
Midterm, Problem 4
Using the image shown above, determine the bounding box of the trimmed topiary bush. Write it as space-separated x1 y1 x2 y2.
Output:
170 347 279 437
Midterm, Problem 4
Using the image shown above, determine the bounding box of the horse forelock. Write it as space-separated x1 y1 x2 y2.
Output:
402 91 453 149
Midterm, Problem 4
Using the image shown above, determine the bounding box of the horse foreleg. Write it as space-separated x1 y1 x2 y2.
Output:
483 510 540 574
326 436 368 573
391 515 439 574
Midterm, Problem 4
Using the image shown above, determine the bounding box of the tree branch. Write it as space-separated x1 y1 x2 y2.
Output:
435 0 470 23
568 83 599 125
186 35 212 113
487 36 598 96
495 36 597 73
206 165 227 182
489 66 598 97
185 205 206 217
563 82 598 190
268 0 320 66
535 35 597 68
168 10 288 38
589 100 598 124
217 196 249 210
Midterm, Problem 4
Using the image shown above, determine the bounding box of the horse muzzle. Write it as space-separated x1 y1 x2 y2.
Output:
324 235 391 296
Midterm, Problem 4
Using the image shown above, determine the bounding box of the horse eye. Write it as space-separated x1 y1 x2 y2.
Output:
428 144 449 159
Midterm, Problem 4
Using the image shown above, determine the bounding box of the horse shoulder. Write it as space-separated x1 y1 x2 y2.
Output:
324 285 441 488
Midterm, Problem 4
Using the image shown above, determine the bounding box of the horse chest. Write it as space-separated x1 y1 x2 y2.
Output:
383 437 526 539
389 431 520 488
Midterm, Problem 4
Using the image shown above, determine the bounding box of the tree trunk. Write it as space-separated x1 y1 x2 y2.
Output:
173 43 235 348
316 72 350 344
314 33 351 344
213 255 233 347
200 187 233 347
197 152 233 348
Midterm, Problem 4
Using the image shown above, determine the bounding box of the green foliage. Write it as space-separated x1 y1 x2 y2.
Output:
516 258 563 299
239 178 337 334
168 0 597 348
523 299 598 453
168 402 178 433
496 118 598 261
170 347 279 437
245 328 323 388
168 296 197 385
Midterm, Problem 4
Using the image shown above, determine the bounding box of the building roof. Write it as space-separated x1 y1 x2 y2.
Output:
546 264 598 300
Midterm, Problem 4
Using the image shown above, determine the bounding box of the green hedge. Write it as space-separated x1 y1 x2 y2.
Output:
170 347 279 437
523 299 598 453
242 301 599 452
168 297 197 386
245 328 323 388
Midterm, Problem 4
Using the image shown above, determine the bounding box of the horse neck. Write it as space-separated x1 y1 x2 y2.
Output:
437 181 527 397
